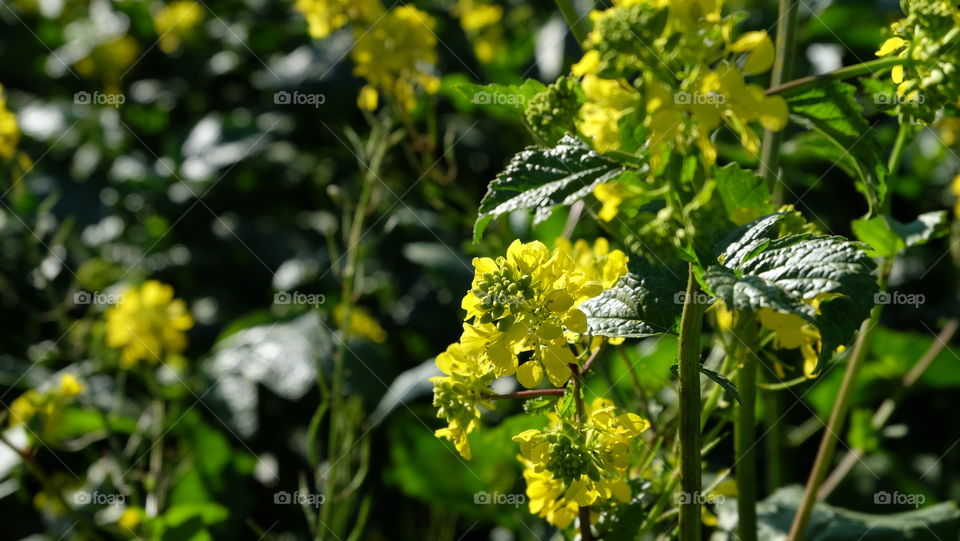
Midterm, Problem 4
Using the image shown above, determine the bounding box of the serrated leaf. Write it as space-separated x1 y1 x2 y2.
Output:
580 259 686 338
852 211 948 257
714 163 775 226
788 81 887 214
705 214 878 372
474 135 629 242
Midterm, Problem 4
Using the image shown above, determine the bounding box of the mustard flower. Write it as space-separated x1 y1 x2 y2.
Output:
105 280 194 369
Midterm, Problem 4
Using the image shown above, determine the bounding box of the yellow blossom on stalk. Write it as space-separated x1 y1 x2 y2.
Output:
461 240 603 388
105 281 194 369
351 5 440 112
430 341 496 458
333 304 387 343
295 0 383 39
578 75 640 153
0 84 19 160
153 1 204 54
553 237 628 290
513 398 649 528
698 64 788 155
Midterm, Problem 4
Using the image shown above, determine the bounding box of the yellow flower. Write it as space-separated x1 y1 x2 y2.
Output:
578 75 640 153
333 304 387 343
461 240 602 387
351 5 440 111
57 374 85 398
593 183 624 222
357 84 379 111
757 308 820 378
553 237 628 290
117 507 143 531
514 398 647 528
431 341 496 458
0 84 19 160
698 64 788 155
9 390 40 426
730 31 775 76
951 174 960 218
153 1 205 54
295 0 383 39
105 281 194 369
8 374 85 439
454 0 505 63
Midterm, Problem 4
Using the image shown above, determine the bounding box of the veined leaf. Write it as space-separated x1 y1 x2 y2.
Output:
580 259 686 338
714 163 775 226
705 214 878 372
473 135 632 242
669 364 741 404
788 81 887 214
853 211 948 257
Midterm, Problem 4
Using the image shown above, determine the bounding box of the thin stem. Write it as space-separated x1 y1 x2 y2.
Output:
677 265 707 541
569 362 595 541
734 318 759 541
766 57 910 98
759 0 799 190
554 0 589 48
819 318 959 499
486 388 566 400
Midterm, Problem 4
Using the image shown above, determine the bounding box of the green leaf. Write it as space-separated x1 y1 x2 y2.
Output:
705 214 879 372
852 211 948 257
580 259 686 338
669 364 741 404
474 135 629 242
788 81 887 214
714 163 775 226
452 80 546 118
848 407 880 453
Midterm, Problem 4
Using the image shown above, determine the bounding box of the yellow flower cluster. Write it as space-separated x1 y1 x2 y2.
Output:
153 1 205 54
0 84 19 161
105 281 194 369
571 0 787 162
294 0 439 111
9 374 85 434
513 398 649 528
453 0 505 64
431 238 627 458
333 304 387 343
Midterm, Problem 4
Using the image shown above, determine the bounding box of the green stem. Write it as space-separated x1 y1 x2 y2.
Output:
766 57 911 98
569 363 595 541
760 0 799 191
734 318 759 541
554 0 589 48
677 265 707 541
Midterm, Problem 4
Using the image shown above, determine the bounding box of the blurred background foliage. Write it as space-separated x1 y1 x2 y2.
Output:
0 0 959 539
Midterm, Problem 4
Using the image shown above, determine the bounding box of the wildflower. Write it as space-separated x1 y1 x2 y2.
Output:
105 281 194 369
757 308 820 378
430 341 496 458
117 507 144 531
461 240 603 387
454 0 505 64
553 237 628 291
8 374 85 438
153 1 204 54
295 0 383 40
0 84 19 160
333 304 387 343
513 398 648 528
357 85 379 111
578 75 640 153
351 5 440 112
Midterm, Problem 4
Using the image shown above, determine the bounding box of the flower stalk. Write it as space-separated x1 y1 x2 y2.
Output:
677 265 707 541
